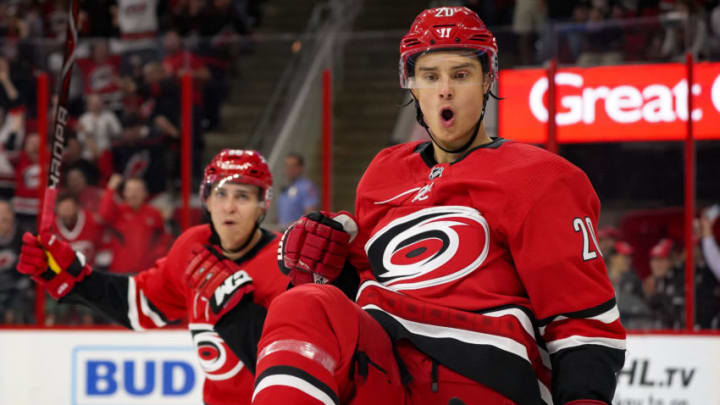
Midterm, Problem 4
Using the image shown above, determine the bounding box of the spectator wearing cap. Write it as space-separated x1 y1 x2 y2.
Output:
644 235 720 329
643 238 682 328
607 241 652 329
598 226 621 262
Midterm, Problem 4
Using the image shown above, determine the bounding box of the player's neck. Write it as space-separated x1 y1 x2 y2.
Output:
222 228 261 261
433 126 492 164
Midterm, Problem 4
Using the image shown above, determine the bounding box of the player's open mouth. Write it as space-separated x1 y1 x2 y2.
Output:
440 107 455 127
223 220 236 225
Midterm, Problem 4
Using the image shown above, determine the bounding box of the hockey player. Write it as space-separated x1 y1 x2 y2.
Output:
16 149 289 405
255 7 626 405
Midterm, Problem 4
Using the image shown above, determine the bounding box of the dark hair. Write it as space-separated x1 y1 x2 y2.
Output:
57 191 79 205
286 152 304 167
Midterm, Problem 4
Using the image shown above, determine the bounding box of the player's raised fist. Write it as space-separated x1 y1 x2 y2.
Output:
278 211 358 285
17 232 92 299
184 245 255 324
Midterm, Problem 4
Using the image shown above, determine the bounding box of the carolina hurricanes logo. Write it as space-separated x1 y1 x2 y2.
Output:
365 206 490 291
189 323 244 380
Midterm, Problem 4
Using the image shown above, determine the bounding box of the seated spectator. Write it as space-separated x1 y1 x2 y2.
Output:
161 30 208 172
139 62 180 139
115 0 166 73
62 134 102 186
658 0 707 61
0 199 32 324
691 214 720 328
52 192 104 266
644 233 720 330
598 225 621 259
45 192 106 325
99 174 170 273
0 55 24 199
78 0 119 38
75 40 124 114
65 167 104 214
76 93 122 183
169 0 207 37
512 0 547 66
277 152 319 229
643 238 683 329
607 241 652 329
560 1 592 63
12 132 40 232
112 114 169 196
577 6 624 66
709 2 720 59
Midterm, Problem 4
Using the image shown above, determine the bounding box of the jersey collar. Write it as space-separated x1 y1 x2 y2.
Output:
415 137 509 168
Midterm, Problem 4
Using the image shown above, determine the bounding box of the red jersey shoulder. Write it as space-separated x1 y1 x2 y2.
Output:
169 224 212 255
356 141 429 206
463 141 595 211
481 142 585 187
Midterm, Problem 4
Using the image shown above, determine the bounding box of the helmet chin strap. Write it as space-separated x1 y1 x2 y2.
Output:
415 92 490 155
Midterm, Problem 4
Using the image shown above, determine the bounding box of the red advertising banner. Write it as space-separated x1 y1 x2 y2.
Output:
498 62 720 143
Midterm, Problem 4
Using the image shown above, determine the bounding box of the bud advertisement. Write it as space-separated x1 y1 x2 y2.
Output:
0 331 717 404
498 63 720 143
0 330 203 404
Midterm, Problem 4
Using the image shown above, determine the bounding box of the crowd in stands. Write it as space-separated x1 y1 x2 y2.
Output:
0 0 262 324
600 207 720 330
439 0 720 66
1 0 719 329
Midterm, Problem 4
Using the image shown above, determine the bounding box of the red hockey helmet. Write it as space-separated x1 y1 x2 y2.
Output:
399 6 498 89
201 149 273 209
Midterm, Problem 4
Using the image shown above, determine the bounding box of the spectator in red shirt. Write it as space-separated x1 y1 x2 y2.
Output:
65 167 104 214
99 174 170 273
75 41 124 114
52 192 104 266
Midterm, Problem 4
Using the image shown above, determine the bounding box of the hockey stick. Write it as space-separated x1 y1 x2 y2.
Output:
39 0 79 235
39 0 79 274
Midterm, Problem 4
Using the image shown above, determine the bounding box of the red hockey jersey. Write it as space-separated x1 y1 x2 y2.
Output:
352 140 626 405
99 188 169 273
128 225 289 405
12 152 40 215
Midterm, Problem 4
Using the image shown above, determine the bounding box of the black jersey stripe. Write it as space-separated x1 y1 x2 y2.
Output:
365 306 548 405
254 365 339 405
537 298 617 326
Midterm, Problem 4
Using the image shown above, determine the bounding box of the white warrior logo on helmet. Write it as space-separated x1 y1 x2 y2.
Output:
365 206 490 291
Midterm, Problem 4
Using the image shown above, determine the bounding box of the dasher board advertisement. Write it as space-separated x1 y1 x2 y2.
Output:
0 330 203 404
0 330 717 404
498 63 720 143
613 335 720 405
